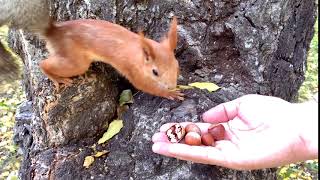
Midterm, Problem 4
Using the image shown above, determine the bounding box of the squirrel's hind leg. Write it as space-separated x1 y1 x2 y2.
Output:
39 55 88 90
39 62 73 90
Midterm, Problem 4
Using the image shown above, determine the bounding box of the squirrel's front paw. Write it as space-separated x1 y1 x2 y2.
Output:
52 77 73 91
166 89 185 101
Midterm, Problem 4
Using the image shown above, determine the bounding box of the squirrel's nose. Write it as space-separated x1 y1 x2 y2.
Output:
167 82 177 90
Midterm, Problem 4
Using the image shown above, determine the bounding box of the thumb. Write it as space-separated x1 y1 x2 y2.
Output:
202 99 240 123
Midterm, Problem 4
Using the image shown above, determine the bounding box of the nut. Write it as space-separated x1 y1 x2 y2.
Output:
184 132 202 146
208 124 225 141
201 133 215 146
185 123 201 135
166 124 186 143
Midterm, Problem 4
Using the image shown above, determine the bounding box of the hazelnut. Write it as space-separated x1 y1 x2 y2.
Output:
166 124 186 143
208 124 225 141
201 133 215 146
184 132 202 146
185 123 201 135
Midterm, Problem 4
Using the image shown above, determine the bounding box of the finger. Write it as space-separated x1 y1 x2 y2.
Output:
152 132 170 143
159 122 213 133
152 142 229 167
202 99 240 123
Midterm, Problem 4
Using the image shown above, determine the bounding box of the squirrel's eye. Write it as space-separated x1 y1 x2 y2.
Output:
152 69 159 76
145 54 149 61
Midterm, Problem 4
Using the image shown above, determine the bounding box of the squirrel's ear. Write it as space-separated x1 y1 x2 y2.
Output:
139 32 155 62
165 16 177 51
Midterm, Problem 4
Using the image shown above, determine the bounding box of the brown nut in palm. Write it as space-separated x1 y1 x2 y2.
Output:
185 123 201 135
208 124 225 141
184 132 202 146
201 133 215 146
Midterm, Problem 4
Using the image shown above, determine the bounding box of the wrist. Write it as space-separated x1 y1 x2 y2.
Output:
294 98 318 160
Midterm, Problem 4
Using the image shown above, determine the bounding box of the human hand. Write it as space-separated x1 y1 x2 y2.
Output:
152 94 317 170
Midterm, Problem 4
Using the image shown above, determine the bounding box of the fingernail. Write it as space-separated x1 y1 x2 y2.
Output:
152 143 161 153
201 113 207 121
151 134 157 142
151 132 164 142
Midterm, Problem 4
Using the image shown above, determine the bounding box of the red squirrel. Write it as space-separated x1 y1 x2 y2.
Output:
40 17 184 100
0 0 182 100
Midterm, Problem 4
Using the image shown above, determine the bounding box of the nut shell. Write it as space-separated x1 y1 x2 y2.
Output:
166 124 186 143
208 124 225 141
185 123 201 135
184 132 202 146
201 133 215 146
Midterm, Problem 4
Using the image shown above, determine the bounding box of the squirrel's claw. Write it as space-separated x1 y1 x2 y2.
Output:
166 89 185 101
59 77 73 86
51 77 73 91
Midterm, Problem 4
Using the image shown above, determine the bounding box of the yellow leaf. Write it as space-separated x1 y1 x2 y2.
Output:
83 156 95 168
94 150 109 157
1 171 10 177
289 173 298 178
98 120 123 144
177 85 194 90
188 82 220 92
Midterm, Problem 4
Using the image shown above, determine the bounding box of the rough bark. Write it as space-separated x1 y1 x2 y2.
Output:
10 0 316 179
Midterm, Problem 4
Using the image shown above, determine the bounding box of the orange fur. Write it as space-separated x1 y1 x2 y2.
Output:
40 17 183 100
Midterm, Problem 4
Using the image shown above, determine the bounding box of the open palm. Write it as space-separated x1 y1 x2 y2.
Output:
152 95 315 170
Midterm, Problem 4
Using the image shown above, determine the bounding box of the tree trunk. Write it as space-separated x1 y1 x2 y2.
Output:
11 0 316 179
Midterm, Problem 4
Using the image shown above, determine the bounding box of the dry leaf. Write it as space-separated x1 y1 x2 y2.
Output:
98 120 123 144
188 82 220 92
83 156 94 168
177 85 194 90
94 150 109 157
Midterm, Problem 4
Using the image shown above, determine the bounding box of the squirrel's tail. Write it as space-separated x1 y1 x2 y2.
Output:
0 19 54 82
43 18 56 37
0 42 19 82
0 0 52 82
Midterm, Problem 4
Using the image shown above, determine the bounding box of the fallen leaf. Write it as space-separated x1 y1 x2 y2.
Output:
83 156 94 168
188 82 220 92
94 150 109 157
119 89 133 106
98 120 123 144
177 85 194 90
1 171 10 177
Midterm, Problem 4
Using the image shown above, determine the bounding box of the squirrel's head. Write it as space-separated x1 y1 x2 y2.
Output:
132 17 179 96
